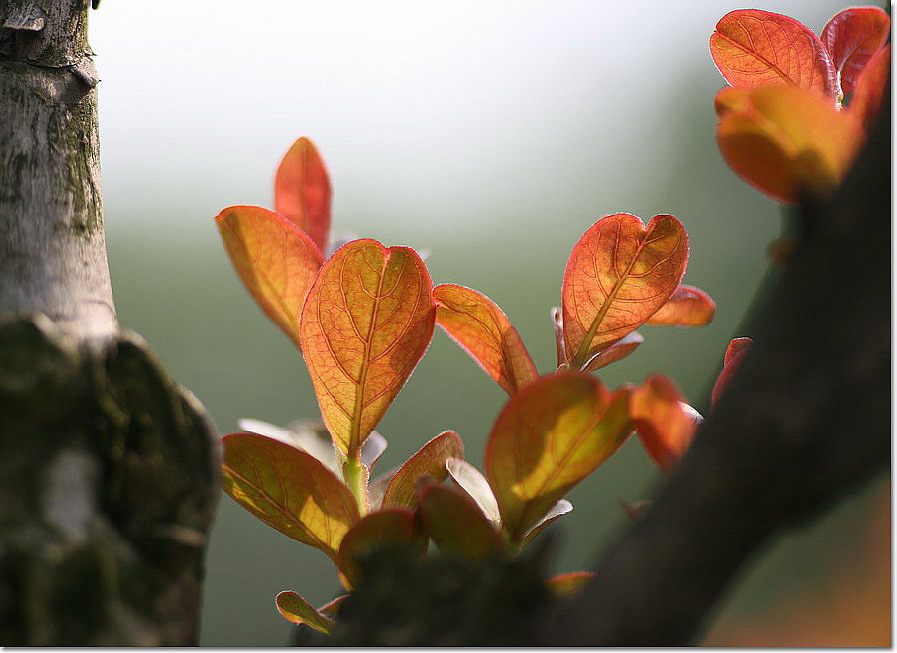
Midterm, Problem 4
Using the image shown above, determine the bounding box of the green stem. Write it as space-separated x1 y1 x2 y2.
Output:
343 455 369 516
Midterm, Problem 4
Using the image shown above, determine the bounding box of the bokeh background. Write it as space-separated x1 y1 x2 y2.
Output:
88 1 889 646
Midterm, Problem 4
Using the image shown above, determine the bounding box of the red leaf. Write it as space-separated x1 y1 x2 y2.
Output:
711 337 753 405
710 9 837 99
849 44 891 131
547 571 595 597
216 206 323 348
434 284 538 395
222 433 358 562
647 284 716 327
337 508 424 587
485 373 632 540
821 7 890 97
562 214 688 370
300 239 436 457
275 137 332 255
419 484 505 560
381 431 464 510
630 376 699 472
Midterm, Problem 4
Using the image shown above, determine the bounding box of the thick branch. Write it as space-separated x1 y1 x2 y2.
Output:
0 0 115 339
543 89 890 645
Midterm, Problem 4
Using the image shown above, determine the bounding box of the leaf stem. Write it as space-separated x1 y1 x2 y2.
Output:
343 455 369 516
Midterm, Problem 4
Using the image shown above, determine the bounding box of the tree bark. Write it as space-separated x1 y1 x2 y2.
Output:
0 1 219 645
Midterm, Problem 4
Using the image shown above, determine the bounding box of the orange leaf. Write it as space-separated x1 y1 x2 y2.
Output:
381 431 464 509
222 433 358 562
547 571 595 597
849 44 891 131
275 590 335 634
647 284 716 327
434 284 538 395
216 206 324 348
821 7 890 97
710 9 837 99
419 484 505 560
580 331 644 373
562 214 688 370
337 508 424 587
300 239 436 457
275 137 332 255
485 373 632 540
715 85 864 203
711 337 752 405
631 376 699 472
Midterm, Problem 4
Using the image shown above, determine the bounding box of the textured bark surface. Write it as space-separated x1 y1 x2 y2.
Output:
0 0 114 339
0 1 220 645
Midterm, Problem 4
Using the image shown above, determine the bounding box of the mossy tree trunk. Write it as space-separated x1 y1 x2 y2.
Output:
0 1 219 645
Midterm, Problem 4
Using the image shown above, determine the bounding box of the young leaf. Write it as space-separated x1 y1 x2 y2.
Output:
521 499 572 546
216 206 324 348
646 284 716 327
715 85 864 203
710 9 837 99
337 508 424 587
222 433 358 561
381 431 464 509
445 458 502 527
274 137 332 255
580 331 644 374
849 44 891 131
419 484 505 560
434 284 538 395
546 571 595 597
361 431 388 471
711 337 753 405
630 376 699 472
433 283 539 395
300 239 436 457
275 590 336 634
485 373 633 540
318 595 349 619
551 307 567 368
238 417 340 477
562 214 688 370
821 8 890 97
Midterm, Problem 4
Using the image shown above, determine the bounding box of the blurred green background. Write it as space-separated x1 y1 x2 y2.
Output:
89 1 888 646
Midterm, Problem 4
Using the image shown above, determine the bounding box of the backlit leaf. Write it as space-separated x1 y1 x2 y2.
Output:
631 376 698 472
276 590 335 634
419 485 505 560
647 284 716 327
434 284 538 395
849 44 891 131
222 433 358 561
821 8 890 97
319 595 349 619
381 431 464 509
710 9 837 99
562 214 688 370
216 206 324 348
337 509 424 587
300 239 436 457
580 331 644 374
238 417 340 477
547 571 595 597
445 458 502 527
275 137 332 254
715 85 864 203
711 337 753 405
522 499 572 546
485 373 633 540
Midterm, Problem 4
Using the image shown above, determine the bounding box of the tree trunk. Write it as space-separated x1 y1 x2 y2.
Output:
0 1 219 645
